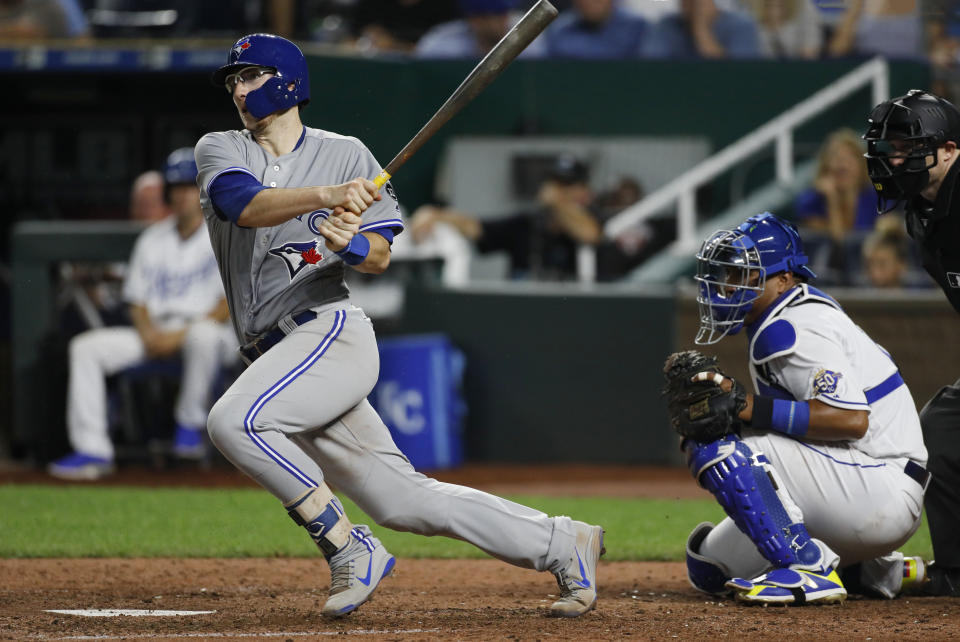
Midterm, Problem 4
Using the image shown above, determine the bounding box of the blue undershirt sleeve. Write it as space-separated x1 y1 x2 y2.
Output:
209 171 270 224
371 228 394 244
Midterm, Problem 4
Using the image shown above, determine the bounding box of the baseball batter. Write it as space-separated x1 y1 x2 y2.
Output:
664 213 928 604
195 33 604 618
49 148 236 480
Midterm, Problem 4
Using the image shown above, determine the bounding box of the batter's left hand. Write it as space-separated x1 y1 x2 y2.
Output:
319 209 362 252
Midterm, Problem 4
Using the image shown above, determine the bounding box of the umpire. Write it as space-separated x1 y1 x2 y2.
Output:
864 89 960 597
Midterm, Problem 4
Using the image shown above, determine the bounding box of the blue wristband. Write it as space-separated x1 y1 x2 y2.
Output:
334 233 370 266
751 396 810 437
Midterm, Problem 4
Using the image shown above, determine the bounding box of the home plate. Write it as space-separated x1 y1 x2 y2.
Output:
45 609 216 617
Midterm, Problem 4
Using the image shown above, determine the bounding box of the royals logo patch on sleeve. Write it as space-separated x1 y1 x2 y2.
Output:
813 369 842 395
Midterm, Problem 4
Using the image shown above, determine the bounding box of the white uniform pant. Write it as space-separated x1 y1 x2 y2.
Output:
66 321 237 459
206 306 576 572
699 431 925 596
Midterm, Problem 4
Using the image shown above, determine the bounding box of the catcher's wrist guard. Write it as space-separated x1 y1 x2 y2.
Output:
751 396 810 437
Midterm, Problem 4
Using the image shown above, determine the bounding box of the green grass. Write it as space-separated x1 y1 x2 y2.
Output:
0 484 934 561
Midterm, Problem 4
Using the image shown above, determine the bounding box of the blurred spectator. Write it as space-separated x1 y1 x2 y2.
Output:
794 128 879 283
87 0 256 38
47 148 237 481
352 0 460 54
622 0 678 22
860 214 911 288
741 0 823 59
409 154 601 280
591 175 669 279
0 0 89 39
544 0 649 59
810 0 847 34
59 170 171 335
129 170 171 224
828 0 922 59
795 128 878 237
644 0 762 59
415 0 547 59
926 0 960 104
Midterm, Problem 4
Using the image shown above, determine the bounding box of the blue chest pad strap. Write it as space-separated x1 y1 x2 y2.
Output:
683 435 828 572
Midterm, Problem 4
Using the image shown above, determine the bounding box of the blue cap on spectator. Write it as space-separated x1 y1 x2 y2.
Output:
164 147 198 186
459 0 514 15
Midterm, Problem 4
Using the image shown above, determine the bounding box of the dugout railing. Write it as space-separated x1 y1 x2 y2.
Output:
595 56 891 285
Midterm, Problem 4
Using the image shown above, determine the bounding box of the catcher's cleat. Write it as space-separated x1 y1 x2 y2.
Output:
322 525 395 617
549 521 606 617
901 556 929 593
47 452 115 481
726 568 847 606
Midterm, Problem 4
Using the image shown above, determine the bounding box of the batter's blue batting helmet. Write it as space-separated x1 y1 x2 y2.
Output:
163 147 198 185
212 33 310 120
694 212 816 344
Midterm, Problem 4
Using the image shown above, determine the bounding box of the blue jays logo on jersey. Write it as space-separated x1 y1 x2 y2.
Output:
813 369 842 395
268 239 324 280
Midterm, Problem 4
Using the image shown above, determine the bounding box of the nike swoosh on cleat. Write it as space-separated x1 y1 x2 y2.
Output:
357 555 374 586
573 550 591 589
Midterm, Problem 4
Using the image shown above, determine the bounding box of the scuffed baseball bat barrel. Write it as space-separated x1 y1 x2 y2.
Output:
373 0 558 187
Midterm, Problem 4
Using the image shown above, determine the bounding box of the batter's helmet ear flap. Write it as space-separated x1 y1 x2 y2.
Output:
213 33 310 119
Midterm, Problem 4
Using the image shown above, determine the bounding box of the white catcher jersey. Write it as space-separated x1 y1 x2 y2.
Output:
747 284 927 465
122 217 225 331
195 127 403 343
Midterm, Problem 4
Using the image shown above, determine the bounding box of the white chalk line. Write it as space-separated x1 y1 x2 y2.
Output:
29 629 443 640
45 610 217 617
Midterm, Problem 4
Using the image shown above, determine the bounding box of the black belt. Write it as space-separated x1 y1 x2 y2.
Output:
905 460 932 491
239 310 318 364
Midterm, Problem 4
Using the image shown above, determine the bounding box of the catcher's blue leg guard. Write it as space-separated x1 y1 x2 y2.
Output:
683 435 826 572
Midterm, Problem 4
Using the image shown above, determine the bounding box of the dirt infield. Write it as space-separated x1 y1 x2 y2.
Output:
2 558 959 641
2 464 959 640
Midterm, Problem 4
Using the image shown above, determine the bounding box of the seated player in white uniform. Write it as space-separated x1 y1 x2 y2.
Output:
670 212 929 604
48 148 238 480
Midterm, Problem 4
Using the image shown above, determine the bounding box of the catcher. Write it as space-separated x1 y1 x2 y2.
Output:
663 212 929 605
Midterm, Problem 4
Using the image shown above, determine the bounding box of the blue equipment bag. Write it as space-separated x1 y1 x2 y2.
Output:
372 334 466 470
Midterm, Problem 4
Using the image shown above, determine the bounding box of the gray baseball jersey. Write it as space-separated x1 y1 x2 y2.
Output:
195 127 403 343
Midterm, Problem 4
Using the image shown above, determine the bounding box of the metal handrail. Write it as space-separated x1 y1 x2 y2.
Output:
600 57 889 253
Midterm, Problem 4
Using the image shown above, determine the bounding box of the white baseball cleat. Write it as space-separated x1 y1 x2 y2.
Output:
549 521 606 617
322 525 396 617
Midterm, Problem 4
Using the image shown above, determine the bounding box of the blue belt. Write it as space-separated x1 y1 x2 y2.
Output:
238 310 318 364
864 371 904 404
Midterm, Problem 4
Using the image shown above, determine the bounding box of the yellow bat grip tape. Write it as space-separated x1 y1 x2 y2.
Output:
373 170 391 188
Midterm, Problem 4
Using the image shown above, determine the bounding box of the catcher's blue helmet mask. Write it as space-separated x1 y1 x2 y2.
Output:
694 212 816 345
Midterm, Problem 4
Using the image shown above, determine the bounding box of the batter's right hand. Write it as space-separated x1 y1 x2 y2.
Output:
323 178 381 215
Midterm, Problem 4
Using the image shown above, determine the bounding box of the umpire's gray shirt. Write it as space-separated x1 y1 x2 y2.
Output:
195 127 403 344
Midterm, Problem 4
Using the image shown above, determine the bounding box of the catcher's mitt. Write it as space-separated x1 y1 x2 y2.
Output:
661 350 747 441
